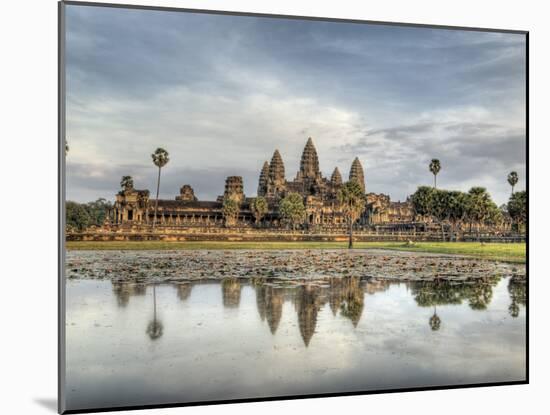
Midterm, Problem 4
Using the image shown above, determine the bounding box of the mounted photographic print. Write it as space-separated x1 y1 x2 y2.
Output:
59 1 528 413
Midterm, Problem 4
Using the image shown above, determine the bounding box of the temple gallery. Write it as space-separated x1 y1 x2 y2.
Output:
110 138 412 230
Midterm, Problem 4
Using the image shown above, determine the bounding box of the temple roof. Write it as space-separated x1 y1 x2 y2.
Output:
258 161 270 196
330 167 342 185
269 149 285 181
349 157 366 193
299 137 320 179
156 200 222 209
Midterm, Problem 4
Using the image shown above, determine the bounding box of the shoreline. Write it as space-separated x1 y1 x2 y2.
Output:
65 241 526 263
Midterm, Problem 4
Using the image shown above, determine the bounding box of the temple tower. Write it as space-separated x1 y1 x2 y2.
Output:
223 176 244 203
349 157 366 193
298 137 321 180
330 167 343 186
257 161 270 196
267 149 286 197
176 184 197 201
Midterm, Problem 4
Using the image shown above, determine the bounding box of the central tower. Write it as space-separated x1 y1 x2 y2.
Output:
297 137 321 180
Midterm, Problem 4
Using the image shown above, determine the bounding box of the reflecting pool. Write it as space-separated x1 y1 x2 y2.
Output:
64 251 526 411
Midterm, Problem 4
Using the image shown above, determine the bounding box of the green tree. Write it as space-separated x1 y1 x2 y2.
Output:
430 189 451 241
507 171 519 195
465 187 496 238
120 175 134 192
279 192 306 231
508 190 527 233
411 186 435 221
151 148 169 229
485 203 504 230
446 191 468 241
338 181 366 249
429 159 441 189
222 197 240 226
86 198 112 225
66 201 92 231
250 196 268 225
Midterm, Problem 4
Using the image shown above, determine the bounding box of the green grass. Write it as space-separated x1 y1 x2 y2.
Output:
66 241 526 263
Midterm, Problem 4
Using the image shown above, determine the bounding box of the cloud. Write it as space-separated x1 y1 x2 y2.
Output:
64 4 526 206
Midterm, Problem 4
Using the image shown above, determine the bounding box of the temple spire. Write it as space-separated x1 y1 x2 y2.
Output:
349 157 365 193
330 167 342 185
258 161 270 196
269 150 285 182
299 137 320 179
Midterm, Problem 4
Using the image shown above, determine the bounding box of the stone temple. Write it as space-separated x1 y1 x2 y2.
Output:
111 137 413 229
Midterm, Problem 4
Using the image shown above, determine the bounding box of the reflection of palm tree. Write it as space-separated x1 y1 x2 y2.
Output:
429 306 441 331
146 285 163 340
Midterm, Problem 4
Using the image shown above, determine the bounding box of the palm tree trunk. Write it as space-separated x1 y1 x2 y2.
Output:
434 174 437 189
348 218 353 249
440 222 445 242
152 166 161 230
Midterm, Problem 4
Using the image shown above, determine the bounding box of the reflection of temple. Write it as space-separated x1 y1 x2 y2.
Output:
112 282 146 307
256 284 285 334
222 278 242 308
328 277 367 327
176 283 193 302
294 285 323 347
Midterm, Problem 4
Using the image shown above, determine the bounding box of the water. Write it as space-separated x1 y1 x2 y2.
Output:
64 254 526 411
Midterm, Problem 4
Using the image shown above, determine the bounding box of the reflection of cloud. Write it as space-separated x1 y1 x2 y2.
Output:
65 277 525 409
65 5 526 206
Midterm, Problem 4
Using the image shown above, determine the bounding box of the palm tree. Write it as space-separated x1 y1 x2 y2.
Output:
120 175 134 192
222 197 240 227
278 193 306 230
429 159 441 189
251 196 268 226
151 148 169 229
338 181 366 249
507 171 518 195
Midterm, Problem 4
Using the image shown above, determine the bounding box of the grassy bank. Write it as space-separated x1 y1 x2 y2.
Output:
66 241 526 263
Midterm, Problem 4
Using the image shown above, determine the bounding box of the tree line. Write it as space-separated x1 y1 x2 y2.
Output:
411 165 526 240
66 198 113 231
67 140 526 245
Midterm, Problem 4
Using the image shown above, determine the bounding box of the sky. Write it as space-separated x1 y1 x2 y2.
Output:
65 4 526 205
